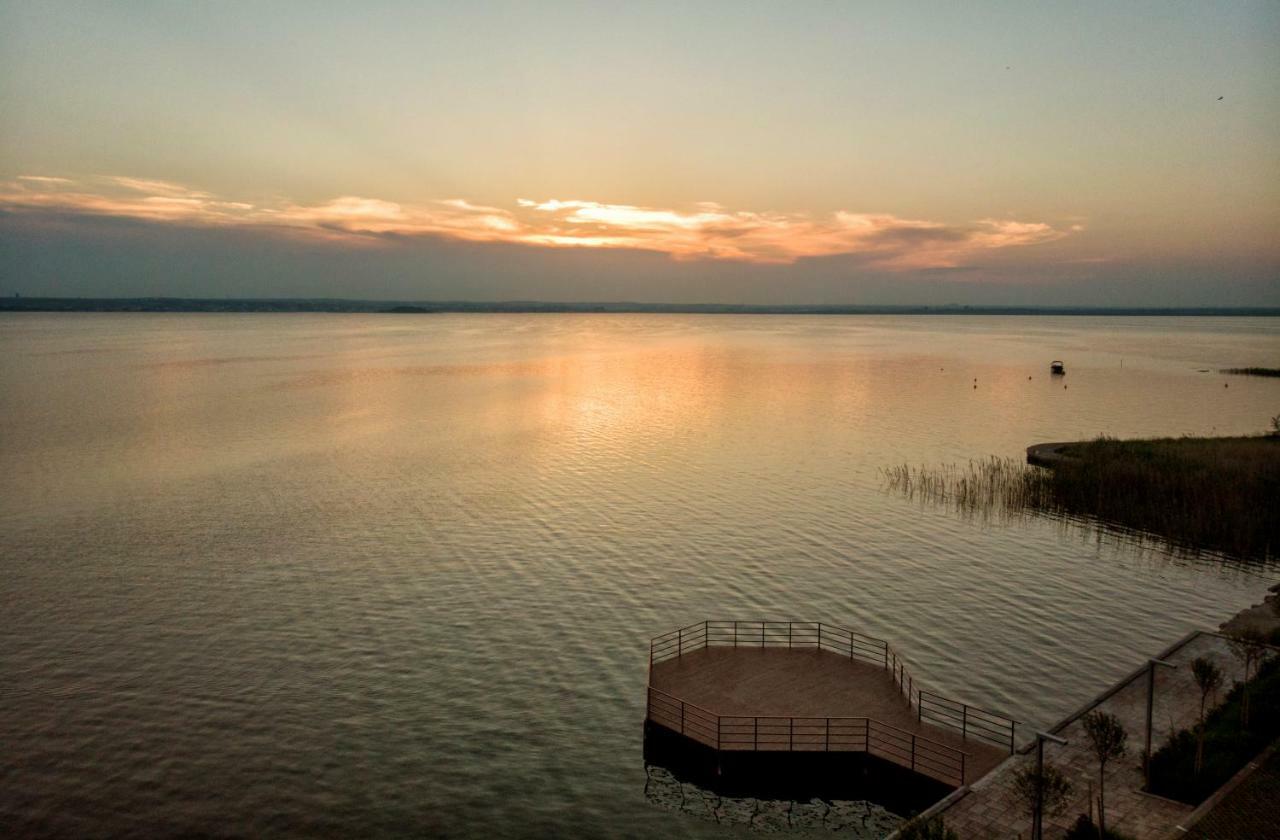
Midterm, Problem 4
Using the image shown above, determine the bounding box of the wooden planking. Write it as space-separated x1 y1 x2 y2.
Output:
649 646 1007 781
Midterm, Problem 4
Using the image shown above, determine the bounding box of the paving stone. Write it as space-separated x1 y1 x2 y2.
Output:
934 633 1243 839
1184 746 1280 839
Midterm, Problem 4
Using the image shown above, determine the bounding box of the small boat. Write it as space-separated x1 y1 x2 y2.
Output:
1050 360 1065 375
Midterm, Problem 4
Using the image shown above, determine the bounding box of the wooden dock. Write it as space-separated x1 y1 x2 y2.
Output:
645 621 1015 787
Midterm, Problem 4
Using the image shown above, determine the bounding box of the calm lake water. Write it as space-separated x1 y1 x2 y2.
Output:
2 313 1277 838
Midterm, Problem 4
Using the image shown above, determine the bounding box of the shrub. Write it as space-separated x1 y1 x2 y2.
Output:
1148 655 1280 803
896 816 958 840
1008 761 1073 835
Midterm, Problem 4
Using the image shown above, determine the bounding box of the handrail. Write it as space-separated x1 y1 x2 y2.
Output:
646 685 971 787
648 686 968 761
648 620 1019 754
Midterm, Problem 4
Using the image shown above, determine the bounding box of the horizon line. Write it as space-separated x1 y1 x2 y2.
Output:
3 296 1279 316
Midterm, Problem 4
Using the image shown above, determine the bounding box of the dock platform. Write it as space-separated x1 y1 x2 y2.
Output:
645 621 1015 787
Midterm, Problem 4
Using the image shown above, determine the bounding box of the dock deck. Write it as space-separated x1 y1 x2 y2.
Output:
649 646 1007 782
644 621 1016 787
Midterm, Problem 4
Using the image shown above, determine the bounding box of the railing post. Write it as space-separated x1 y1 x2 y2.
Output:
704 619 708 647
917 692 924 722
789 718 793 750
734 620 738 648
716 715 721 751
680 701 685 735
818 623 822 650
883 642 889 669
760 623 764 646
908 674 912 704
1009 722 1016 754
962 705 968 741
753 717 758 751
911 734 916 771
788 622 792 648
825 717 830 751
678 627 683 658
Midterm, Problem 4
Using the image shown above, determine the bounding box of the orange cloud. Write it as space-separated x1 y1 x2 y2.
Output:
0 175 1075 268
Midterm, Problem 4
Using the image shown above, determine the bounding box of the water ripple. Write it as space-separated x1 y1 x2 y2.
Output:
1 313 1276 837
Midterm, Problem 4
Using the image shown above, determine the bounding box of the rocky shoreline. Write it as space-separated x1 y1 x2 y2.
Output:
1220 581 1280 639
643 765 901 835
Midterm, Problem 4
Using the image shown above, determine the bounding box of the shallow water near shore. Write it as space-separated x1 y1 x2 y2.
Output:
2 313 1277 837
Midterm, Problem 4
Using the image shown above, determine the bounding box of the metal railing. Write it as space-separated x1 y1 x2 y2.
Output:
646 685 969 787
649 620 1018 754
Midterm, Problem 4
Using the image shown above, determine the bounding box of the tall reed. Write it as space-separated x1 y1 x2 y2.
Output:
1220 368 1280 378
883 436 1280 562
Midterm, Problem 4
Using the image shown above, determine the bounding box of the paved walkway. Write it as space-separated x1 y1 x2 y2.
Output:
1182 742 1280 840
1183 742 1280 839
936 631 1246 839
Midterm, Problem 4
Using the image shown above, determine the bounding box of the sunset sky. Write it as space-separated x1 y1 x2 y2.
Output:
2 1 1278 305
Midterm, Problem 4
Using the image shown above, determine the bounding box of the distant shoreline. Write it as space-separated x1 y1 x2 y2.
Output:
2 297 1278 317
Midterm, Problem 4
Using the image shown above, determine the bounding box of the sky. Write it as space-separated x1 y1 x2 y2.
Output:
1 1 1278 305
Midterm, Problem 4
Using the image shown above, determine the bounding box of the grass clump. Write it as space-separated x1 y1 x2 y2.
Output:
884 435 1280 561
1147 654 1280 804
881 457 1054 522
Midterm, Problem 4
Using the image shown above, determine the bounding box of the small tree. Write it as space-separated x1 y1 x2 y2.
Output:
896 816 959 840
1082 711 1127 836
1009 761 1073 836
1227 629 1267 728
1190 656 1223 775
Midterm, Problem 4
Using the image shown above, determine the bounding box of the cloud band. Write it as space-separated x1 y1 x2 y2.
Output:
1 175 1075 269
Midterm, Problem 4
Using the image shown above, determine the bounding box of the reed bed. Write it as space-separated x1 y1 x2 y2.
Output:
882 457 1053 523
1220 367 1280 377
883 435 1280 562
